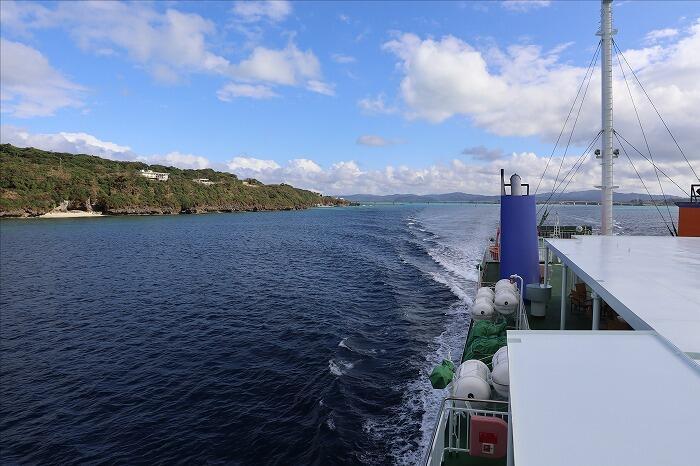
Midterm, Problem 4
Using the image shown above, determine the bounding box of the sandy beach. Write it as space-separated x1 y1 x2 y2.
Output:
39 211 105 219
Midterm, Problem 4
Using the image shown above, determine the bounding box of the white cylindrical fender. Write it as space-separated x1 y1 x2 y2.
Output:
491 347 510 398
495 279 516 293
494 288 519 315
491 364 510 398
457 359 491 380
491 346 508 368
476 287 495 300
453 376 492 403
475 296 493 307
471 300 495 321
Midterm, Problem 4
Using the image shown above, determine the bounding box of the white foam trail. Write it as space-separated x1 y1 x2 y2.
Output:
394 206 498 464
338 338 378 356
328 359 355 377
362 303 471 466
428 271 471 303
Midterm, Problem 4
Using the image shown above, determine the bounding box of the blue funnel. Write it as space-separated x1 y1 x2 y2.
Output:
500 194 540 286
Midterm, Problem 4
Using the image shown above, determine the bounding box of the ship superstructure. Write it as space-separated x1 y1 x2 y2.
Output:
423 2 700 465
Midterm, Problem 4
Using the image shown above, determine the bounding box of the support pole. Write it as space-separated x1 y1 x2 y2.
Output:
592 292 601 330
544 247 550 286
507 403 514 466
599 0 615 235
559 264 567 330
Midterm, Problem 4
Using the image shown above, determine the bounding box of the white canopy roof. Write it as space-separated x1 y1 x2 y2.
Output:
507 330 700 466
545 235 700 358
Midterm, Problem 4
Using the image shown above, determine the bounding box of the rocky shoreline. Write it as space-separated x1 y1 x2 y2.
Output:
1 200 349 218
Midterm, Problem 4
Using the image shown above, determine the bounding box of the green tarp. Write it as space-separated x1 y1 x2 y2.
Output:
462 320 507 368
429 359 455 389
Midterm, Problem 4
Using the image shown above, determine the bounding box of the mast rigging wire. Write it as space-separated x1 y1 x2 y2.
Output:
614 47 676 231
613 40 700 181
535 41 602 195
546 133 602 209
615 131 689 196
548 50 599 202
537 130 602 216
614 132 676 236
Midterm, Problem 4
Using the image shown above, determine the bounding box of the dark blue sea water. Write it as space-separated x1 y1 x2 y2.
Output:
0 204 677 465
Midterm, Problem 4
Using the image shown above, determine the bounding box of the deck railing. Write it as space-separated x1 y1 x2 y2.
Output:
424 397 509 466
538 225 593 239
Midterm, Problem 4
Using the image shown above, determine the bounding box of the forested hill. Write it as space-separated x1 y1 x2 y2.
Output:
0 144 349 217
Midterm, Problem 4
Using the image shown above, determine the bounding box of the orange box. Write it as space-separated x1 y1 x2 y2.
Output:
677 203 700 237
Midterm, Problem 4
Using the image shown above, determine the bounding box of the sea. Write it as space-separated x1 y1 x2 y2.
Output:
0 204 678 465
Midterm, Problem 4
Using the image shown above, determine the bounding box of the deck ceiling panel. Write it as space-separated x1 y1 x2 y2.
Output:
507 330 700 466
545 236 700 356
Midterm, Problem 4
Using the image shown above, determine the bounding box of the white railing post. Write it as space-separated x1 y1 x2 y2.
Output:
592 292 601 330
507 402 514 466
560 264 567 330
510 274 526 330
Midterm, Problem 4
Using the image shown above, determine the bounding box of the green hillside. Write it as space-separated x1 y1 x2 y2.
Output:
0 144 348 217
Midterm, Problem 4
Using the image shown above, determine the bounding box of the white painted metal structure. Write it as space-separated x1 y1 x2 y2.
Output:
507 330 700 466
546 235 700 358
598 0 616 235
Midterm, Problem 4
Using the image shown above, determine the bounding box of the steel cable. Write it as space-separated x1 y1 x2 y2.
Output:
535 41 602 195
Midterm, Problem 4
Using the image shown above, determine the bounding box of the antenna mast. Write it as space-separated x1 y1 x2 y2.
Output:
598 0 616 235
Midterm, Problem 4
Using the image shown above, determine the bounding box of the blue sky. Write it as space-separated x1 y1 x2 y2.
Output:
2 1 699 194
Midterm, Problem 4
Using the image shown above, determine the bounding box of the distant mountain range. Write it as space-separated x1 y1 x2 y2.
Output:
342 190 684 204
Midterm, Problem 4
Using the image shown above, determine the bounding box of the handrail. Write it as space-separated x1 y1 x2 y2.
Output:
424 397 510 465
444 396 509 406
510 274 529 330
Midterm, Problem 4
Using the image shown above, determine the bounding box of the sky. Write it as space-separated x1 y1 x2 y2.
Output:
1 0 699 196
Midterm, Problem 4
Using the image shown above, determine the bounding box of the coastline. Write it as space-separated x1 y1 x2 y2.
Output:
38 211 106 219
1 204 356 219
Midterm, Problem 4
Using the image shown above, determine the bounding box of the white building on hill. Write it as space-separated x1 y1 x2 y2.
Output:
139 169 169 181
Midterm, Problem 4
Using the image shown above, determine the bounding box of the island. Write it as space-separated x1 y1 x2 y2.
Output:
0 144 349 217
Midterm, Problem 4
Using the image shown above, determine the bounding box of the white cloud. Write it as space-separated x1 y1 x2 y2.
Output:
1 1 231 84
220 151 695 197
232 1 292 23
331 53 356 64
288 158 323 173
0 39 85 117
0 126 210 169
358 94 398 115
233 42 332 91
76 6 231 82
60 132 131 154
230 42 334 96
0 1 53 36
1 125 132 158
382 21 700 165
2 1 330 99
501 1 551 12
217 83 279 100
356 135 400 147
338 14 351 24
306 80 335 96
462 145 505 161
146 151 211 169
234 42 319 85
227 156 281 172
645 28 679 44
